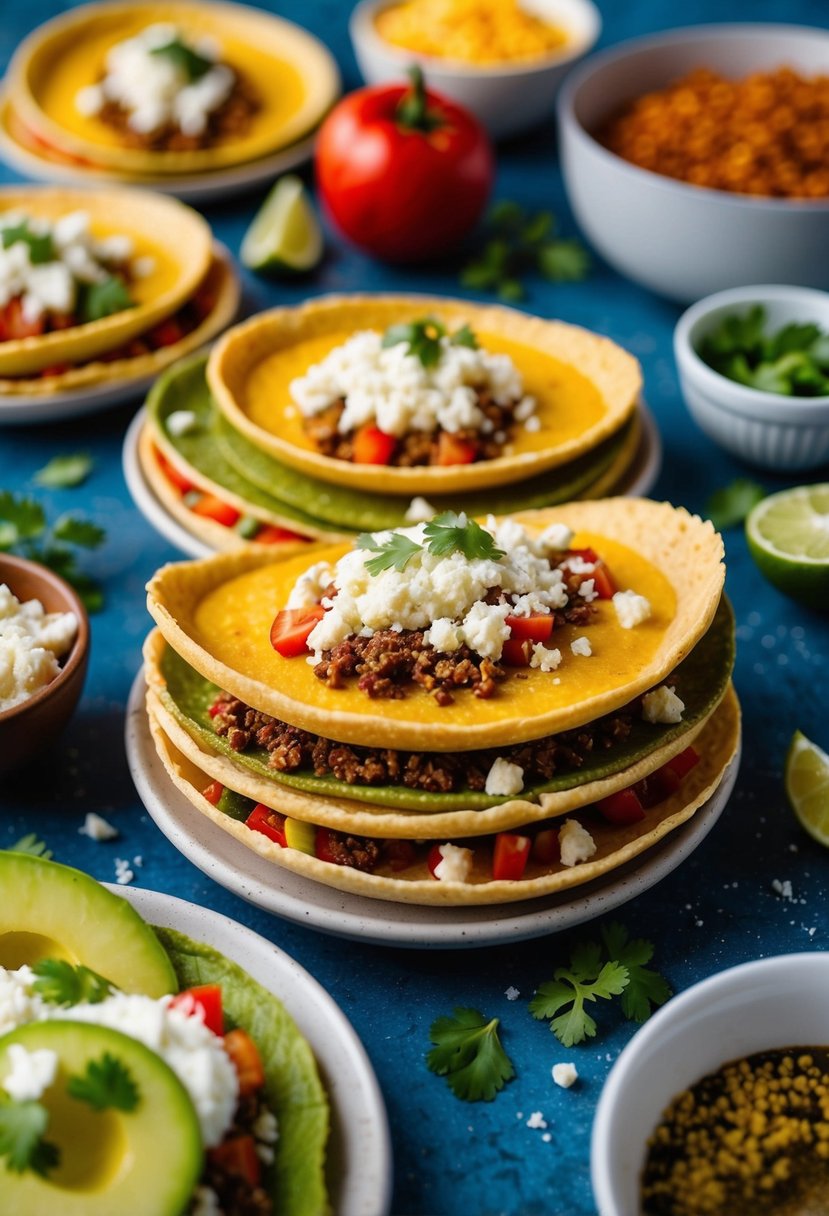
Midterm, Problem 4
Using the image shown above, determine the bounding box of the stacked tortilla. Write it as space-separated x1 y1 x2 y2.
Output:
143 497 740 906
0 186 237 401
137 294 651 552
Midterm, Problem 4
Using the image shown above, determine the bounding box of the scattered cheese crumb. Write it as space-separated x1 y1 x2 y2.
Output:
578 578 598 602
541 1132 552 1143
404 496 437 523
433 843 473 883
772 878 795 903
641 685 685 725
552 1062 579 1089
78 812 119 842
485 757 524 797
529 643 562 672
504 986 520 1001
114 858 134 886
524 415 542 432
558 820 597 868
526 1111 548 1129
166 409 199 438
613 589 652 629
570 636 592 657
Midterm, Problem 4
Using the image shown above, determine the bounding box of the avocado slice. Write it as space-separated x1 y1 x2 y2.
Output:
0 853 176 997
0 1020 202 1214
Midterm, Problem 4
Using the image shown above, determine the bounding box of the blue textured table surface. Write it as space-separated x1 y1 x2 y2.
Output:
2 2 829 1213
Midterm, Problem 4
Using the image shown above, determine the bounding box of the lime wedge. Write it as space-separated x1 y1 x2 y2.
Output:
745 484 829 609
786 730 829 845
241 175 323 274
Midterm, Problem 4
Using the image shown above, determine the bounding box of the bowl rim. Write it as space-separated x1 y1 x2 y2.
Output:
0 552 90 724
557 22 829 215
591 950 829 1216
674 284 829 412
350 0 601 79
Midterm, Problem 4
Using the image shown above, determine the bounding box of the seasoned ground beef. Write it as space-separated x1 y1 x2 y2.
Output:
302 390 520 465
209 692 636 794
199 1091 274 1216
99 71 260 152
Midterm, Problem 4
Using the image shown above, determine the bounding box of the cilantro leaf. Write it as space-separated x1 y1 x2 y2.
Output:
7 833 52 860
149 37 213 81
79 276 133 324
538 239 591 283
460 203 589 300
451 323 479 350
53 514 105 549
32 959 114 1007
705 479 765 530
356 531 422 575
423 512 505 562
34 454 93 489
67 1054 140 1113
2 221 55 265
0 491 105 611
0 492 46 546
427 1007 514 1102
600 923 671 1023
766 321 822 360
699 305 829 397
530 959 629 1047
382 317 446 368
0 1097 59 1176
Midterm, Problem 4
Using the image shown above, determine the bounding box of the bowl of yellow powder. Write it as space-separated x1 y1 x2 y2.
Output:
351 0 600 139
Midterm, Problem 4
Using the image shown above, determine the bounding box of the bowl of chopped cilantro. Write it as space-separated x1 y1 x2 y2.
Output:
591 952 829 1216
674 285 829 470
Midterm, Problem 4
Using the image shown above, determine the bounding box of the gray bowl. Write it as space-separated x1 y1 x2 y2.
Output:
557 24 829 303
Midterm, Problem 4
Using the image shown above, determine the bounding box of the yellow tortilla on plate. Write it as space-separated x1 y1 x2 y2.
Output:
0 245 238 396
146 498 725 751
0 186 211 375
207 295 642 494
8 0 339 175
146 686 740 906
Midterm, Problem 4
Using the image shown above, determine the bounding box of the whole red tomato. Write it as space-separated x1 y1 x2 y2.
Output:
316 68 494 263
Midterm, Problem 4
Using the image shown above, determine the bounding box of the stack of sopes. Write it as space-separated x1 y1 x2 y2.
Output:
0 852 329 1215
0 185 238 411
143 497 740 906
0 1 339 197
136 293 654 551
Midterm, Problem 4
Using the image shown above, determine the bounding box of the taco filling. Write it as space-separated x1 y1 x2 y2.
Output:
75 23 260 153
291 318 539 467
0 209 143 342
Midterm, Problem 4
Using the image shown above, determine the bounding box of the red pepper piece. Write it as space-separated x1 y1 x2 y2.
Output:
492 832 531 881
223 1028 265 1095
208 1135 261 1186
245 804 287 847
505 612 554 643
170 984 224 1036
595 787 646 825
202 780 224 806
269 605 326 658
353 424 397 465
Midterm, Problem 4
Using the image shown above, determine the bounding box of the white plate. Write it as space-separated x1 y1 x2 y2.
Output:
123 400 663 559
115 883 392 1216
126 668 740 948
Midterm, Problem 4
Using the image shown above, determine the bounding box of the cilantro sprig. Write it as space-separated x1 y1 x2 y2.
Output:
530 923 671 1046
460 202 589 302
0 1097 59 1176
705 479 766 531
7 833 53 860
67 1054 140 1113
79 276 134 324
381 317 479 368
427 1008 515 1102
356 512 505 575
34 454 93 490
149 37 213 82
699 304 829 396
0 490 105 611
1 221 55 266
31 960 114 1008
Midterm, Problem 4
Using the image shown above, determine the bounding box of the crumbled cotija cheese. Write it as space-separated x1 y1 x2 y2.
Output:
552 1062 578 1089
558 819 597 867
79 812 120 842
404 496 437 523
2 1044 59 1102
485 757 524 797
613 589 652 629
433 843 473 882
0 584 77 712
641 685 685 724
570 636 592 657
305 516 569 659
530 643 561 672
75 24 234 137
290 330 536 437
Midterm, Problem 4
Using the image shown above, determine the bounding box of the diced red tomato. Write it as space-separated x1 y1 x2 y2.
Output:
2 298 46 339
568 547 599 564
170 984 224 1036
532 828 559 865
254 524 306 545
595 787 646 825
502 637 532 667
665 746 700 780
384 840 416 872
223 1028 265 1095
505 613 554 643
492 832 531 881
202 780 224 806
565 547 617 599
154 447 195 495
149 318 185 348
270 605 326 658
208 1135 261 1186
353 424 397 465
190 494 241 528
427 844 445 878
315 828 342 865
245 804 287 847
635 765 680 808
39 363 72 378
437 432 477 466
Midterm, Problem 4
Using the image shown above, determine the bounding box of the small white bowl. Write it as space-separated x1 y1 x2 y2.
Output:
592 952 829 1216
557 24 829 303
674 285 829 471
350 0 600 140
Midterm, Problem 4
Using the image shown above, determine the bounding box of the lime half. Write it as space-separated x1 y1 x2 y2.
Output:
786 730 829 845
745 484 829 610
241 175 323 275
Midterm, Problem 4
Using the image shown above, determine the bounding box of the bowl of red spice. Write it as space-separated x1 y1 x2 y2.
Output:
591 952 829 1216
557 25 829 303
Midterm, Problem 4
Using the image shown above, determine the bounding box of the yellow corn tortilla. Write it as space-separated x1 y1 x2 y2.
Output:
207 295 642 494
0 186 211 376
146 686 740 906
8 1 339 175
0 246 238 396
146 498 725 752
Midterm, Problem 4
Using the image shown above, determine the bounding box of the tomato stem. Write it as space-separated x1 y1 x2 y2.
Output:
397 66 443 133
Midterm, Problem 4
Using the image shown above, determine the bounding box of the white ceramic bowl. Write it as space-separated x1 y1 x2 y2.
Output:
674 284 829 470
592 952 829 1216
557 25 829 303
350 0 600 140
